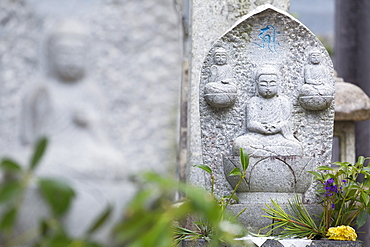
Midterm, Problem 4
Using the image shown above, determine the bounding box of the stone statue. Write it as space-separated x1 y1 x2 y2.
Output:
301 48 333 96
204 47 237 108
299 48 334 110
21 20 124 180
233 65 302 157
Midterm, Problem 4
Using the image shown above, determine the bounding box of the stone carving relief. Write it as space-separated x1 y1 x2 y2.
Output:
204 47 237 108
233 64 302 157
199 5 335 204
21 20 125 180
299 48 335 110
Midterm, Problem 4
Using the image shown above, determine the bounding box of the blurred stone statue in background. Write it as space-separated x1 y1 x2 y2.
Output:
21 19 124 180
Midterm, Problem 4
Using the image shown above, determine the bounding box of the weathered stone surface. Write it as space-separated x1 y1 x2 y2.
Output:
198 5 334 230
335 78 370 121
0 0 181 242
237 237 363 247
261 240 284 247
310 240 364 247
188 0 290 187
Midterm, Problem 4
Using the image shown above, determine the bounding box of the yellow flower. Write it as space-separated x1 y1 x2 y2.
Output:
327 225 357 241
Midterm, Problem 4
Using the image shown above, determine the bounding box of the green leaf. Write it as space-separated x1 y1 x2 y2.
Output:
0 181 22 204
240 148 249 171
323 173 333 180
317 166 335 171
361 191 369 206
29 137 48 171
228 167 242 177
86 204 113 235
0 158 22 173
357 210 368 228
38 178 75 217
333 161 351 166
194 164 212 175
357 156 365 166
363 178 370 188
307 171 322 180
0 207 17 230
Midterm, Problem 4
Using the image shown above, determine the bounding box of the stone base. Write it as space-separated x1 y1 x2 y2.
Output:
228 203 323 234
182 238 364 247
237 237 364 247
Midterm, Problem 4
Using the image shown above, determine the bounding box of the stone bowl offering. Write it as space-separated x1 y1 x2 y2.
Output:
204 82 237 108
299 95 334 111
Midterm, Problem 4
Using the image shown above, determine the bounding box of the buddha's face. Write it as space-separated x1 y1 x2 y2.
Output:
214 51 227 65
49 35 86 82
257 74 278 98
309 52 321 64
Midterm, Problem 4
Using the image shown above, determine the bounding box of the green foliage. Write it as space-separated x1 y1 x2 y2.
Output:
172 148 250 245
38 178 75 218
0 137 110 247
0 140 250 247
313 156 370 229
261 196 325 239
112 172 246 247
29 137 48 171
261 156 370 239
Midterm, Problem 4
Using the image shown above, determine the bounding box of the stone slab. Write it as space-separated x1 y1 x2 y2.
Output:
198 5 335 203
0 0 182 242
188 0 290 187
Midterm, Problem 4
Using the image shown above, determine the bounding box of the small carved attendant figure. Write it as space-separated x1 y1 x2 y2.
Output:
204 47 237 108
299 48 334 110
301 48 333 96
233 65 302 157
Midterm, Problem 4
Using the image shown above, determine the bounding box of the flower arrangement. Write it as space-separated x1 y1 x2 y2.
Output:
261 156 370 241
327 225 357 241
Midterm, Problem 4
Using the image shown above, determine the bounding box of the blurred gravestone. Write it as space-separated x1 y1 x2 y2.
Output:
0 0 181 242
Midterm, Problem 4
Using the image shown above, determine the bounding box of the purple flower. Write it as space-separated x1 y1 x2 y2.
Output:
323 178 340 197
325 178 335 185
331 203 335 210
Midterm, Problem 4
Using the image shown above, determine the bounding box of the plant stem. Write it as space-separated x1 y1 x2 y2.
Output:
211 175 214 197
224 171 246 210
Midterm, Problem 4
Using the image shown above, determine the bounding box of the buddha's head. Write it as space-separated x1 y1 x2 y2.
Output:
213 47 228 65
48 20 88 82
308 48 322 65
255 65 279 99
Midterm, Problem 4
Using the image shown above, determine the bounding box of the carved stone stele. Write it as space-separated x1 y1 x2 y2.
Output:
199 5 335 230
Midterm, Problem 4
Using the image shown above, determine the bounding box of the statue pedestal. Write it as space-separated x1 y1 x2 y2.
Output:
223 156 314 201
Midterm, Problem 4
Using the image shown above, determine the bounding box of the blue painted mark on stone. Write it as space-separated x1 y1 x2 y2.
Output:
254 25 281 53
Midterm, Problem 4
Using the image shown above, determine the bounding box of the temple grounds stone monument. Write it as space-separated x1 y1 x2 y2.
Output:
0 0 181 242
198 5 335 231
21 20 125 180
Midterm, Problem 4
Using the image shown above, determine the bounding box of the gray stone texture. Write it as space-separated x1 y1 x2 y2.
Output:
0 0 181 242
198 5 334 197
187 0 289 187
197 5 334 231
309 241 364 247
334 78 370 121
